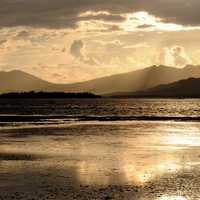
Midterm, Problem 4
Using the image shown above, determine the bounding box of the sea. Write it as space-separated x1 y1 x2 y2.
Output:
1 98 200 127
1 98 200 199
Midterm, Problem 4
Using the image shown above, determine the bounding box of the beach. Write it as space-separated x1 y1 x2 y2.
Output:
1 120 200 199
1 99 200 199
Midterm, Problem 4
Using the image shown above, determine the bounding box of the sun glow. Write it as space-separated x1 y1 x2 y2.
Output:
79 11 111 17
122 159 181 185
122 11 183 31
159 196 187 200
161 126 200 147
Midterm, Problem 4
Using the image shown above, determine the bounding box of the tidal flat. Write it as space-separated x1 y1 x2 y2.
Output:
1 120 200 200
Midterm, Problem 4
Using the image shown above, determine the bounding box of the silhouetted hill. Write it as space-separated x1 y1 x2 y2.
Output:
111 78 200 98
0 91 101 99
50 65 200 94
0 70 51 93
1 65 200 94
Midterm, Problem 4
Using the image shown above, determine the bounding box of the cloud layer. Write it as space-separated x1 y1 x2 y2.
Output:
157 46 192 67
1 0 200 29
1 1 200 83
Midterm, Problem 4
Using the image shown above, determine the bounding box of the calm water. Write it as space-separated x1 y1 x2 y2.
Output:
0 98 200 117
1 99 200 199
0 98 200 128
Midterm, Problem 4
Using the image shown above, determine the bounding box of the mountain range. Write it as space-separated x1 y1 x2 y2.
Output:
110 77 200 98
128 78 200 98
1 65 200 95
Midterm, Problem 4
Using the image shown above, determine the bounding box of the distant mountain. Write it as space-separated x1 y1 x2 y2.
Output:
1 65 200 94
112 78 200 98
0 70 51 93
53 65 200 94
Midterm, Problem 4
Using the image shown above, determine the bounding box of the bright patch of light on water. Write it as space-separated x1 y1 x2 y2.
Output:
159 196 187 200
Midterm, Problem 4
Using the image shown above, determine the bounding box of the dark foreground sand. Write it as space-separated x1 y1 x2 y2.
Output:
1 121 200 200
1 169 200 200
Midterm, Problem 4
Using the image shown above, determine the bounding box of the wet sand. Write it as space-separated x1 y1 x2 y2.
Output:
1 121 200 200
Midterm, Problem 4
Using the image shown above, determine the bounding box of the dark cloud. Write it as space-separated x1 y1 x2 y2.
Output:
15 30 30 39
70 40 84 59
0 0 200 29
79 12 125 22
70 39 99 65
136 24 155 29
0 39 7 45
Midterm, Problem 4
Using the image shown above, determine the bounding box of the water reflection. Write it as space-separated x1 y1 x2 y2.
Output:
162 133 200 147
159 196 187 200
74 122 200 186
122 158 181 185
1 121 200 199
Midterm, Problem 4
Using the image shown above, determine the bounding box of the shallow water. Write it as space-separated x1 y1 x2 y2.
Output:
1 98 200 117
1 99 200 199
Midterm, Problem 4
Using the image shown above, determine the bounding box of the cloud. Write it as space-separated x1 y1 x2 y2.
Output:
79 11 125 22
93 39 149 49
70 40 99 65
171 46 192 67
0 39 7 45
0 1 126 29
157 46 192 67
89 39 150 67
0 0 200 29
136 24 155 29
70 40 84 59
15 30 30 39
157 47 174 66
94 40 124 48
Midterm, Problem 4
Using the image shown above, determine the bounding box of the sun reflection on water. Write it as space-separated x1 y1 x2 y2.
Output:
159 196 187 200
122 158 181 185
161 126 200 147
2 121 200 190
65 123 200 186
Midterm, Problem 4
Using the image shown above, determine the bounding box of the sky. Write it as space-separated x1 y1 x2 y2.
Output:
1 0 200 83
